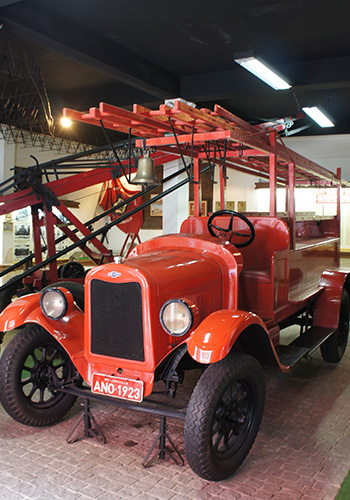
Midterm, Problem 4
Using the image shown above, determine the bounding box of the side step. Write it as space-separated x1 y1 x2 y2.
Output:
278 326 335 369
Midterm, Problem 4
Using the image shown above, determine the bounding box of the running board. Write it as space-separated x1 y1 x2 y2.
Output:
278 326 336 369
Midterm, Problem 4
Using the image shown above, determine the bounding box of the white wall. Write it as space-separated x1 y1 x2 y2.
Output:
162 159 189 234
0 140 15 183
284 134 350 180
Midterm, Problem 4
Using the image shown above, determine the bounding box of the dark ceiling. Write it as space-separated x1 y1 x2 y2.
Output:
1 0 350 143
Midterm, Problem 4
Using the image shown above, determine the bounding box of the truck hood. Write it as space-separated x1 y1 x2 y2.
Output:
126 248 222 296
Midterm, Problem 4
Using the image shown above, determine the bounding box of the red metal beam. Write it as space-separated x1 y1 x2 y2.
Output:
136 129 233 147
193 158 201 217
0 168 115 216
100 102 187 136
269 132 277 216
64 100 347 187
288 162 296 250
58 204 112 260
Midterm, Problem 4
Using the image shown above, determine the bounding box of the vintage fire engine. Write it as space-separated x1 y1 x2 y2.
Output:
0 100 349 481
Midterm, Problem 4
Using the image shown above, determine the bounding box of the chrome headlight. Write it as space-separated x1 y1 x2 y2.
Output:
40 288 67 320
160 299 193 336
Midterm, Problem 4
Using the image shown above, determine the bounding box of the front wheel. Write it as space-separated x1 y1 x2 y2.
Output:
184 352 265 481
0 324 77 426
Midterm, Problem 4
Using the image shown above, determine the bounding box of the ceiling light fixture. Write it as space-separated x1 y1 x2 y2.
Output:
234 51 291 90
302 107 335 128
60 117 72 128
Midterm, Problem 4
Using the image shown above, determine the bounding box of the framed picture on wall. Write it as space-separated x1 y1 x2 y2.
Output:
237 201 246 212
149 194 163 216
215 201 235 211
14 222 30 238
189 200 207 216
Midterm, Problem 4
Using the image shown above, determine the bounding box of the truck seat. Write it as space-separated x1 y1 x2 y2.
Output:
180 215 290 283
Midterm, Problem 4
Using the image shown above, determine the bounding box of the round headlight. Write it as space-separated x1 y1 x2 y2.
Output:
160 299 193 336
40 288 67 320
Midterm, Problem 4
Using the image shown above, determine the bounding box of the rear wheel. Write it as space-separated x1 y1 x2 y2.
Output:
59 261 85 279
184 352 265 481
0 324 77 426
321 289 349 364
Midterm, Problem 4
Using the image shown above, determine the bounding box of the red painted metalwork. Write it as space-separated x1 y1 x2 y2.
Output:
187 310 268 364
313 270 349 328
288 162 296 250
1 99 348 356
193 158 201 217
63 100 347 187
269 131 277 216
53 102 350 366
1 98 349 325
337 167 341 233
119 232 142 258
0 100 350 480
0 147 179 294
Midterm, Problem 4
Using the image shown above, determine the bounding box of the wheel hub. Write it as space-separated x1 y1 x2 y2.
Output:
212 381 253 457
36 363 51 388
220 399 247 434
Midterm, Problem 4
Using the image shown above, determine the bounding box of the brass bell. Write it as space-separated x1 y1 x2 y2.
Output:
133 150 160 186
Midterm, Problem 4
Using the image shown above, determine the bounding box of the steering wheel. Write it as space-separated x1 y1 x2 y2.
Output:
207 210 255 248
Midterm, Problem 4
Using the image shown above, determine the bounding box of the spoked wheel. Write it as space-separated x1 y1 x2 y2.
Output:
321 289 349 364
0 324 77 426
59 261 85 279
184 352 265 481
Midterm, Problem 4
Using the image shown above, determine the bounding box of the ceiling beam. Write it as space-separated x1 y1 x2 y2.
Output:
0 0 180 99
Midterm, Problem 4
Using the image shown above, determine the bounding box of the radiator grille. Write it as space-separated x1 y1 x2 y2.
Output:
90 279 144 361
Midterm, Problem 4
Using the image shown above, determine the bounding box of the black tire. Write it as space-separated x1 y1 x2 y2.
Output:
57 264 65 278
184 352 265 481
60 261 85 279
0 324 77 426
321 289 349 364
43 281 84 311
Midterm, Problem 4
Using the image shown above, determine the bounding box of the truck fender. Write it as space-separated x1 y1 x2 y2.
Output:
186 309 268 364
0 291 84 361
313 270 350 329
0 293 40 332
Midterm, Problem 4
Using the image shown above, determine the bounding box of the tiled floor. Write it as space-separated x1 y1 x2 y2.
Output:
0 344 349 500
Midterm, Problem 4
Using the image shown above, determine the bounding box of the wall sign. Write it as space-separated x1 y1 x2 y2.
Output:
316 189 350 204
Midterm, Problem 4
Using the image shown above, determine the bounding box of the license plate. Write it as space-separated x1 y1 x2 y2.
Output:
91 373 144 403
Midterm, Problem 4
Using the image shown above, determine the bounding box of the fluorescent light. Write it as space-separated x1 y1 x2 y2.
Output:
302 107 335 128
234 52 291 90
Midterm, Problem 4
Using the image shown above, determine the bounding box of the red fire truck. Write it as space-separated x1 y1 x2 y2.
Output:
0 101 349 480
